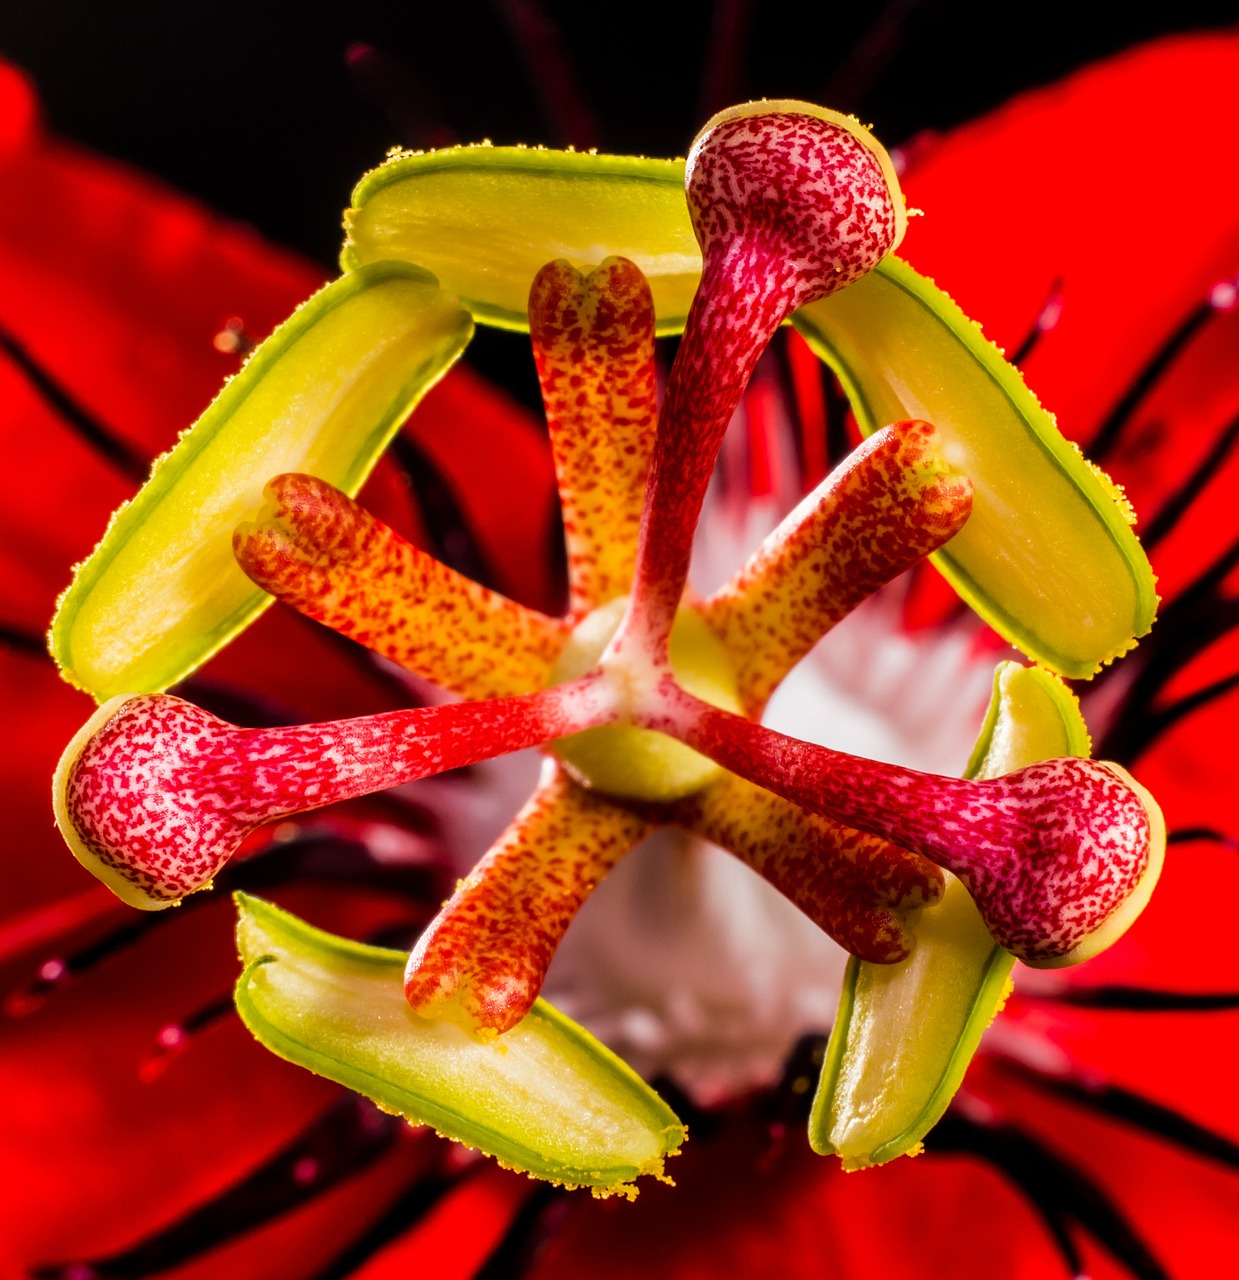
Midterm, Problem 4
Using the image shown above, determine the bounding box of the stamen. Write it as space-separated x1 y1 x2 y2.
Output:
619 102 904 662
234 473 569 698
405 762 652 1033
55 676 618 909
528 258 658 617
700 420 972 714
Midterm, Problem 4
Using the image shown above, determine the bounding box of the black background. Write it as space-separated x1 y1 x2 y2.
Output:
2 1 1236 268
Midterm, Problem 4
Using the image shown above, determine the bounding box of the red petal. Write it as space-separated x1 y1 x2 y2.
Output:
527 1114 1067 1279
899 31 1239 445
898 32 1239 648
0 62 545 1273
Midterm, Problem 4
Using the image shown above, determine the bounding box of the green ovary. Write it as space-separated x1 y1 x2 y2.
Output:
549 597 742 802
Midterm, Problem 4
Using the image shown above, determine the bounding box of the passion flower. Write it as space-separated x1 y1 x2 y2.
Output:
49 96 1161 1198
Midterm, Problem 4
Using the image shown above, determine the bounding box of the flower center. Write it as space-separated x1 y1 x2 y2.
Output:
548 595 743 801
545 590 994 1100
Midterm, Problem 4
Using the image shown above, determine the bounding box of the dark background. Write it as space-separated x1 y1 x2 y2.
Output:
2 0 1236 269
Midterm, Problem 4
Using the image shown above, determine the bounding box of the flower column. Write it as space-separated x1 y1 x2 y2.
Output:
616 101 905 664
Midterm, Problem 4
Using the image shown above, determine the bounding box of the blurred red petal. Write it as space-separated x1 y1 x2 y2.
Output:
898 31 1239 653
0 62 559 631
0 59 551 1276
900 30 1239 446
403 370 559 613
528 1115 1069 1279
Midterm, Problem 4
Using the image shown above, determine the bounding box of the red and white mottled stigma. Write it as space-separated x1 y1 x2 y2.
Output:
654 693 1164 967
621 102 905 663
54 681 619 909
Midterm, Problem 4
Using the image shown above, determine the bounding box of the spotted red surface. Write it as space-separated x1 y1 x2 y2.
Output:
702 420 972 715
64 684 616 903
672 771 943 963
627 109 900 657
671 698 1152 963
60 99 1147 1007
235 473 569 699
529 258 658 618
405 763 653 1033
